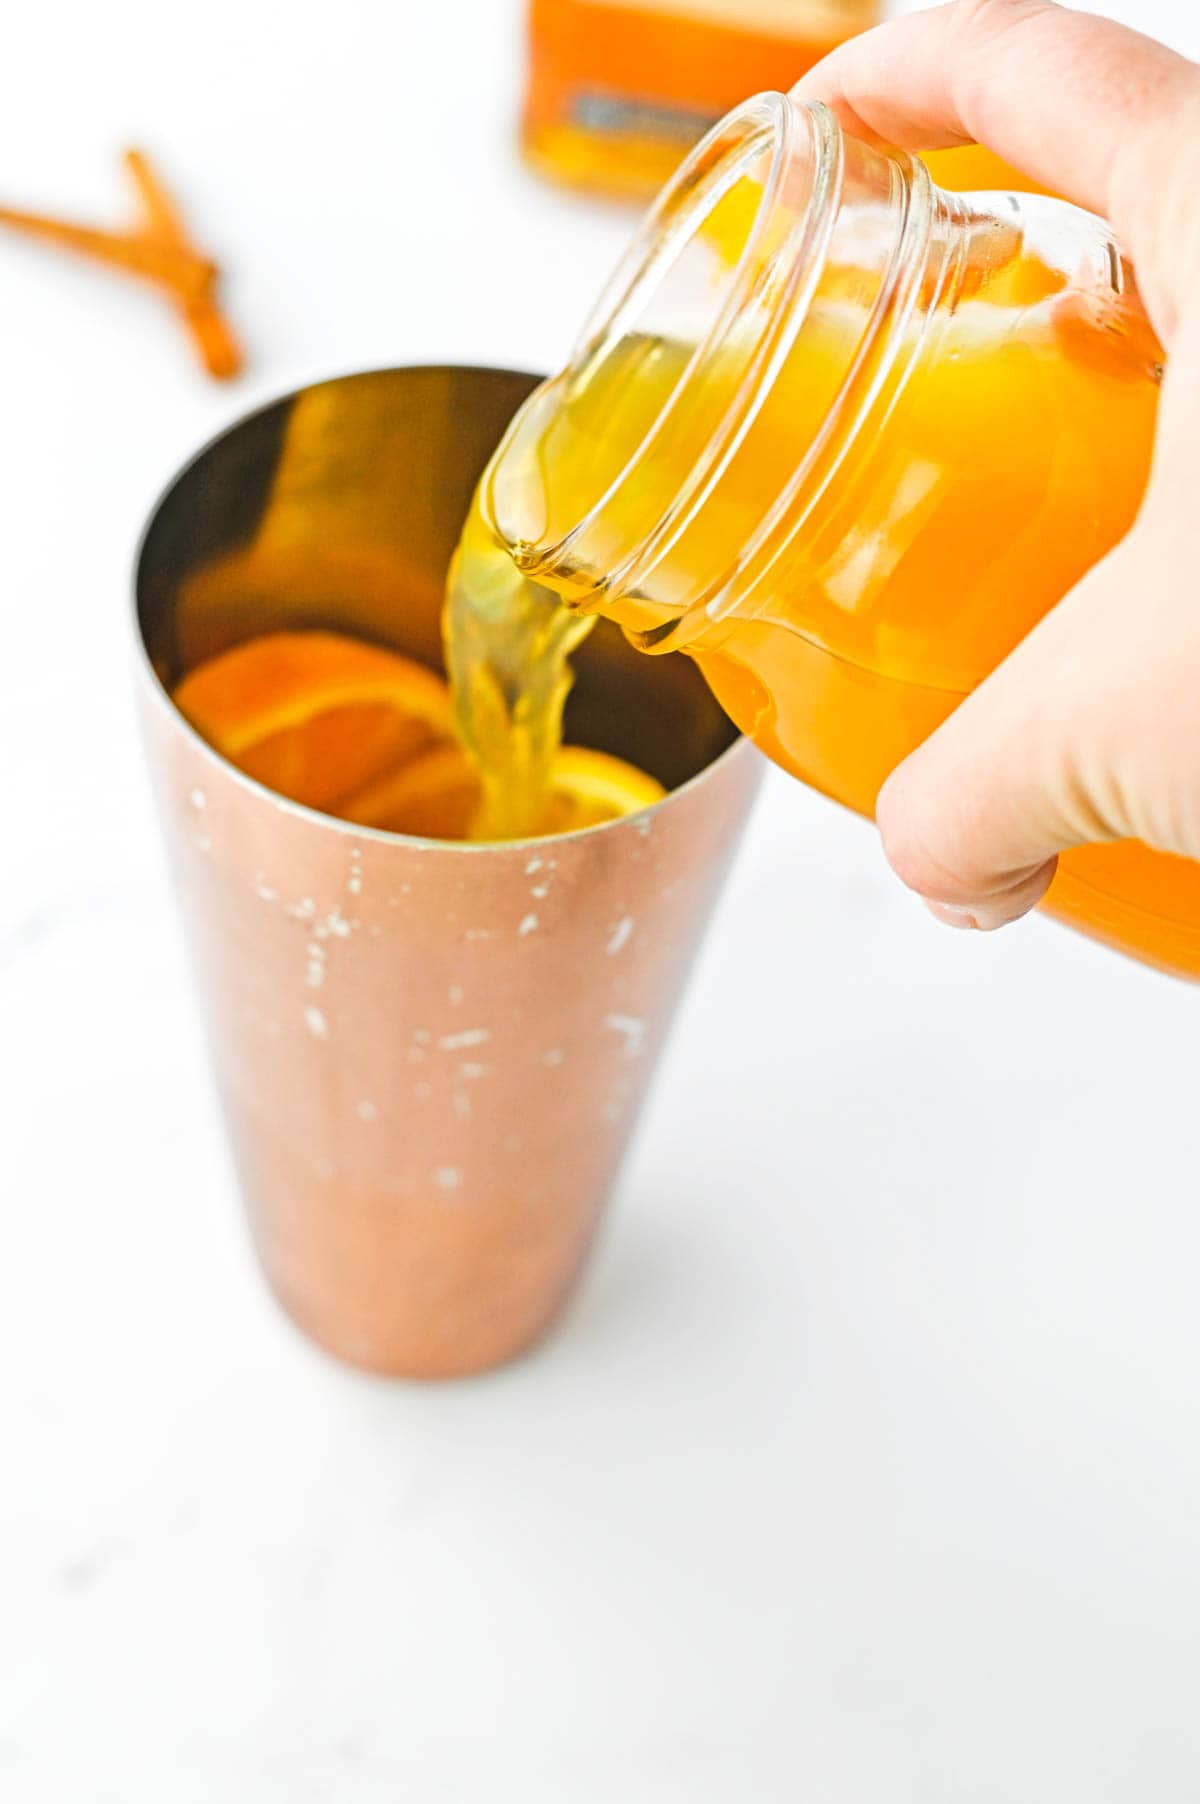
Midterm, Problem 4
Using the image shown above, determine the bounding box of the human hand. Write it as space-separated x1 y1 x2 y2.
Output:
795 0 1200 930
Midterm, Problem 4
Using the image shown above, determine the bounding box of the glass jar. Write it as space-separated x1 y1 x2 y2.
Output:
485 94 1195 978
920 143 1058 201
521 0 881 200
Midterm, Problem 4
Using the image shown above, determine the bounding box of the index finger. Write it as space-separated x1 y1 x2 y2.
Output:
792 0 1197 246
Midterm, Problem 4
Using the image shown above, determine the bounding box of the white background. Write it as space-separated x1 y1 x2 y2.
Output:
2 1 1197 1797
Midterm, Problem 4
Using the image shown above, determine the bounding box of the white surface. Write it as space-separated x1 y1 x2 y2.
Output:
2 1 1198 1797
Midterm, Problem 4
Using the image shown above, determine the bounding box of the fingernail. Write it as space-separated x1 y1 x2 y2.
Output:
925 900 980 930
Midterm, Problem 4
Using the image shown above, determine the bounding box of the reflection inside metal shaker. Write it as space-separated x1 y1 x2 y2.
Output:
137 365 740 817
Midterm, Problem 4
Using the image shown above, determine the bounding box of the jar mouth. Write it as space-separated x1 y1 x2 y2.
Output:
483 93 844 613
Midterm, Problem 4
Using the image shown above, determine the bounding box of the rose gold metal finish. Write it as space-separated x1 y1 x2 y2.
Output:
135 366 761 1378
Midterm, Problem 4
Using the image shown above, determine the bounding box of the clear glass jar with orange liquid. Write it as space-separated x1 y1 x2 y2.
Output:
920 144 1058 203
522 0 880 199
476 93 1199 978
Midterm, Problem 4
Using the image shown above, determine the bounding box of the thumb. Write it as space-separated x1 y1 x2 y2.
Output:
874 542 1148 932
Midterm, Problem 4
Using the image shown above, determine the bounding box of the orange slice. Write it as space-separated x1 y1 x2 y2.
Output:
342 742 666 840
342 743 484 840
539 745 666 832
173 630 454 811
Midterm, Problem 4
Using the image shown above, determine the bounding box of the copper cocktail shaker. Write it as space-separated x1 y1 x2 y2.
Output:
136 366 761 1377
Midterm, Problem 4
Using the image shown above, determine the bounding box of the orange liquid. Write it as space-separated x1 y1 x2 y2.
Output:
468 222 1200 977
680 293 1191 974
172 626 665 841
523 0 880 200
920 145 1059 201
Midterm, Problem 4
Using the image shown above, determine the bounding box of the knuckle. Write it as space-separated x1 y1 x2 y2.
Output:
956 0 1050 22
949 0 1061 123
952 0 1048 32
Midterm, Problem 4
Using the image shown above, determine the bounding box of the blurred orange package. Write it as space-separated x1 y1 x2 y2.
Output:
522 0 881 200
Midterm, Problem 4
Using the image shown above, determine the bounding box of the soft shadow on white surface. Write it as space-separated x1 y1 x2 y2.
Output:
8 773 1200 1803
